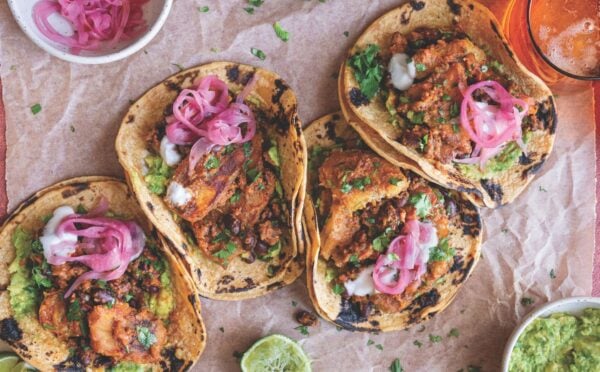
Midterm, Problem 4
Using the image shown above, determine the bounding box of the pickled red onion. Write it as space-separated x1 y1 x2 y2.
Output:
456 80 529 169
372 220 436 295
33 0 148 53
42 209 146 298
165 75 257 172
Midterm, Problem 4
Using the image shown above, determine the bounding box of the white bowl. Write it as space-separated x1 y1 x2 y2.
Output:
7 0 172 64
502 296 600 372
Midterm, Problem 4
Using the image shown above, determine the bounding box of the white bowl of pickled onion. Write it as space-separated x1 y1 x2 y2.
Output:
7 0 172 64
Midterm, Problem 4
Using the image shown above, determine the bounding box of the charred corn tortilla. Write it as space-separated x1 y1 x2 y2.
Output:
116 62 307 300
339 0 557 208
0 177 206 370
304 113 482 332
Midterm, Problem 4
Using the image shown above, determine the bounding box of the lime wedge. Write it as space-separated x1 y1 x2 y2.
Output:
12 361 36 372
241 334 311 372
0 353 20 371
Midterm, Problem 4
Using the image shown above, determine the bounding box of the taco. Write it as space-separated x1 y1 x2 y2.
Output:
303 113 482 332
0 177 205 370
339 0 557 208
116 62 307 300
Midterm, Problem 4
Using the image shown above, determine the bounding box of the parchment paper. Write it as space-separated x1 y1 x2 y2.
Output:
0 0 595 370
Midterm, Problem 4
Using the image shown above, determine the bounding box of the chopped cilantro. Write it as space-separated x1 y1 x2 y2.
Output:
229 190 241 204
375 344 384 351
406 110 425 124
450 102 460 117
452 123 460 133
251 48 266 60
520 297 534 306
137 326 157 349
223 144 235 155
292 300 298 307
430 238 455 262
243 142 252 157
275 181 283 197
467 366 482 372
352 176 371 190
409 193 432 218
419 134 429 152
246 168 261 183
243 7 255 14
442 93 451 101
30 103 42 115
413 340 423 348
348 44 383 100
66 300 82 321
437 117 446 123
490 60 503 73
448 328 459 338
550 269 556 279
32 266 52 289
367 339 375 346
248 0 263 6
415 63 426 72
213 242 236 260
399 96 411 104
349 254 360 267
295 325 309 336
197 5 209 12
429 334 442 343
343 31 349 37
204 155 220 170
172 63 185 71
219 327 225 333
273 22 290 42
366 217 376 224
372 227 393 252
332 283 345 295
389 359 403 372
389 177 401 186
76 204 88 214
539 186 547 192
340 183 353 193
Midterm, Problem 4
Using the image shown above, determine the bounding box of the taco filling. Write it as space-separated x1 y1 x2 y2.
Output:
316 150 455 316
349 27 547 179
143 75 289 274
7 202 175 368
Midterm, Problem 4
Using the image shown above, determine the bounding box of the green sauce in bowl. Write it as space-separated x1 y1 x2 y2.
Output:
509 308 600 372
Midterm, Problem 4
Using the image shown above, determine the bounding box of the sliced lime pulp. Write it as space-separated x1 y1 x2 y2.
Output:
241 334 311 372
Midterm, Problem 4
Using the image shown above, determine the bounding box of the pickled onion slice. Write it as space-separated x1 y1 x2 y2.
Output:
42 207 146 298
165 75 257 172
457 80 529 169
372 219 437 295
33 0 148 53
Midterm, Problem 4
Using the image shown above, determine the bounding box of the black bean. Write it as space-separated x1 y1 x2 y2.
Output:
255 241 269 256
361 302 373 318
243 231 257 251
241 252 255 264
129 299 140 309
148 286 160 294
393 195 407 209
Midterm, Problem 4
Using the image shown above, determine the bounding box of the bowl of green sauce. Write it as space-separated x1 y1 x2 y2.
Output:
502 296 600 372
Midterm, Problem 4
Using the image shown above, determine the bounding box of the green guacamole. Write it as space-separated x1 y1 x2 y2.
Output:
144 155 172 196
457 141 522 180
509 308 600 372
7 228 39 318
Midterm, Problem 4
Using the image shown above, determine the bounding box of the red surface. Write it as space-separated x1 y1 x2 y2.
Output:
593 81 599 296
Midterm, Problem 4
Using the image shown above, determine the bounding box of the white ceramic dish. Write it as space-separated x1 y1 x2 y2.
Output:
7 0 172 64
502 296 600 372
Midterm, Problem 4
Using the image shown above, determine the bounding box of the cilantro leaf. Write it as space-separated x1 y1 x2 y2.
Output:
137 326 158 349
348 44 383 100
30 103 41 115
409 193 432 218
251 48 266 60
430 238 455 262
204 155 220 170
213 242 236 260
389 359 404 372
273 22 290 42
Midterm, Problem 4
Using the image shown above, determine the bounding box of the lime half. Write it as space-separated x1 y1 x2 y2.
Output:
12 361 36 372
241 334 311 372
0 353 20 371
